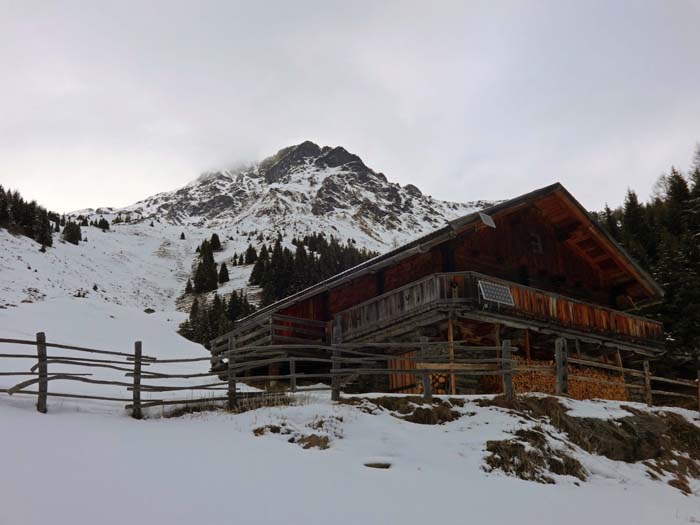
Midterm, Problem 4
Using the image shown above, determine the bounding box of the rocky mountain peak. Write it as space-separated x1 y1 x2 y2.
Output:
114 142 490 252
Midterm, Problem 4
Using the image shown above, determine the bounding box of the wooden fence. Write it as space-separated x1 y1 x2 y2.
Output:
1 334 698 418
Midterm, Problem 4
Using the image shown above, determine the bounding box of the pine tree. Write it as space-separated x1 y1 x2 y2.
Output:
36 208 53 248
193 241 218 293
602 203 621 241
0 186 8 226
620 189 650 264
249 244 269 284
185 278 193 294
664 167 691 236
210 233 222 251
218 262 229 284
62 221 82 245
244 244 258 264
180 232 186 240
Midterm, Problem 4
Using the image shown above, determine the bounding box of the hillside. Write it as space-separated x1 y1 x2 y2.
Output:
2 142 489 313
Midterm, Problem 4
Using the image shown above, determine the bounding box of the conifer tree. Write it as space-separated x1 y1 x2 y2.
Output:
36 209 53 247
62 221 82 245
0 186 8 225
244 244 258 264
180 232 186 240
193 241 218 293
218 262 230 284
185 278 193 294
210 233 222 251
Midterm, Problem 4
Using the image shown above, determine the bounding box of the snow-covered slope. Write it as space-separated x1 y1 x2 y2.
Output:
2 141 490 312
0 221 254 311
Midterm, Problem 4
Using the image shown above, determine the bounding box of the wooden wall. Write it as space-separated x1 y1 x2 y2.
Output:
452 207 610 305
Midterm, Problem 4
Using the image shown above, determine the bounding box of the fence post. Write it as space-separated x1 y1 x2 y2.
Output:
420 336 432 402
227 336 237 410
289 358 297 393
131 341 142 419
643 360 652 407
555 338 568 396
36 332 47 414
331 318 341 402
698 358 700 415
502 339 513 399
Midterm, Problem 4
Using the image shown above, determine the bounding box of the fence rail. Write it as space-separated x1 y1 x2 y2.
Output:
0 334 698 418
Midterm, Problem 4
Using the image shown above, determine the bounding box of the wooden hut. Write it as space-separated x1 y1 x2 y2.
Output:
213 182 664 397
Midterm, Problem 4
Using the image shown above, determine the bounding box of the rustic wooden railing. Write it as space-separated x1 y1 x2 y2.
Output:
210 314 328 369
335 271 664 346
1 334 697 418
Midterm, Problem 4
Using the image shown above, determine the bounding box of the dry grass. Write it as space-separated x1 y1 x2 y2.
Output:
481 395 700 494
164 392 312 418
484 426 587 484
339 396 463 425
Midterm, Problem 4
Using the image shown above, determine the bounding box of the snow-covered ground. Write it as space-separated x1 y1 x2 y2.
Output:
2 392 700 524
0 296 699 525
0 297 233 410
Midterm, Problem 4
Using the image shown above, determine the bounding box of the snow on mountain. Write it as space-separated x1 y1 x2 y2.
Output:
111 141 491 253
1 141 490 312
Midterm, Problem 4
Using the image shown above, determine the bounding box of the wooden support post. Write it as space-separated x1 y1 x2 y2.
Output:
524 329 531 362
574 338 582 359
36 332 47 414
643 360 652 407
331 318 341 402
131 341 142 419
227 336 237 410
448 315 456 395
420 336 432 402
502 339 514 399
614 349 625 380
289 358 297 393
555 338 568 397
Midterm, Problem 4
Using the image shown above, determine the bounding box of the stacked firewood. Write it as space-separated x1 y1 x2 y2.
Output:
431 373 449 395
480 357 627 401
568 365 627 401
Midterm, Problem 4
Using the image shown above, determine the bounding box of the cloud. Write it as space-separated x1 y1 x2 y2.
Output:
1 0 698 212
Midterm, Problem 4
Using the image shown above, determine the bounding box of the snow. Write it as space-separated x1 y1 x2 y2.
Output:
0 222 257 312
1 155 698 523
2 393 700 524
112 157 486 254
0 297 229 412
1 298 699 524
0 223 197 311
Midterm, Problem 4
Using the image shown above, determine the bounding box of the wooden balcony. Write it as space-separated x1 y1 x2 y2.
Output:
335 271 664 349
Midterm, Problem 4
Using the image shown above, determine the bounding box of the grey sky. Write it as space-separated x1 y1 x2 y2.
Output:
2 0 699 213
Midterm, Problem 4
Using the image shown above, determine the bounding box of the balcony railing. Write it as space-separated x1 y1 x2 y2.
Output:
335 271 664 346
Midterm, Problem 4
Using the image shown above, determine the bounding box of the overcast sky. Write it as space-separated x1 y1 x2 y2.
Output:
2 1 699 213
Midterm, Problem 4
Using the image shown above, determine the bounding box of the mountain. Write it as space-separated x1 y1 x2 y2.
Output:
1 142 491 312
107 141 491 252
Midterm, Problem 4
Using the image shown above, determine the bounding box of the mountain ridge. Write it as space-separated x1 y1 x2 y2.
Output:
74 141 492 253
